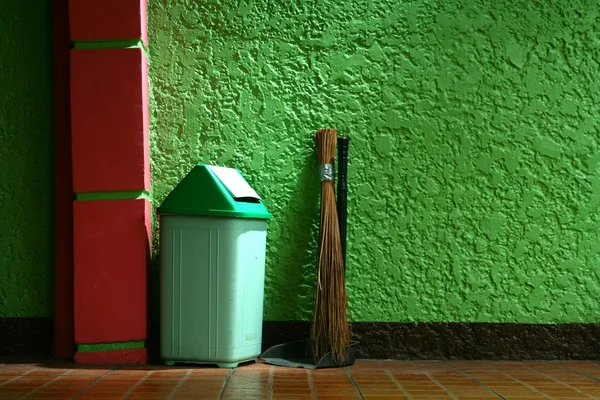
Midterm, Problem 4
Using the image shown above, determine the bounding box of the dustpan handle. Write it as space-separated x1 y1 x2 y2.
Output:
337 137 350 274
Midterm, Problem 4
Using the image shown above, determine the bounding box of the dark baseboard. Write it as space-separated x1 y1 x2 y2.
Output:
4 318 600 360
262 322 600 360
0 318 53 357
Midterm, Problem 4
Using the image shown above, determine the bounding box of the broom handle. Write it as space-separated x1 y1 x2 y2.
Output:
337 137 350 274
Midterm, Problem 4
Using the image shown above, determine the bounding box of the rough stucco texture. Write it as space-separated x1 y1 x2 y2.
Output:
0 1 55 317
148 0 600 323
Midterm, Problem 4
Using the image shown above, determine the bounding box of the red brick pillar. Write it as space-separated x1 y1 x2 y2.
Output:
68 0 151 364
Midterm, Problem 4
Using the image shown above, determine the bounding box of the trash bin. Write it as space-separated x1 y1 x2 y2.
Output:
157 164 272 368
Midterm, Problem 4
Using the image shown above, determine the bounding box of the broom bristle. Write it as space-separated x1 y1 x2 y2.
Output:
311 128 350 364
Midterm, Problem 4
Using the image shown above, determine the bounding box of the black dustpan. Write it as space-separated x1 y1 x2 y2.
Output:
261 136 357 369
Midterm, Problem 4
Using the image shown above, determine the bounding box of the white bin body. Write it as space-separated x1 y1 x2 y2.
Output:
159 215 267 367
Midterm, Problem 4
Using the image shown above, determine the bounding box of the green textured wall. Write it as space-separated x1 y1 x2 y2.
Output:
0 1 55 317
148 0 600 324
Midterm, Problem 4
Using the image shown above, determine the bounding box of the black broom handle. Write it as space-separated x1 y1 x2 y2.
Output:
337 137 350 273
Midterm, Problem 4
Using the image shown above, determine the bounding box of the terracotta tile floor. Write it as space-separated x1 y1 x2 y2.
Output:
1 360 600 399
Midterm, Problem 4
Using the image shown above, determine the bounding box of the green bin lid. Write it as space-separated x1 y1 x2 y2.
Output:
157 164 272 219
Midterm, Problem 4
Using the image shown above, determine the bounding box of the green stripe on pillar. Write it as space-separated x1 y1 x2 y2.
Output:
76 190 151 202
77 340 146 353
72 39 150 59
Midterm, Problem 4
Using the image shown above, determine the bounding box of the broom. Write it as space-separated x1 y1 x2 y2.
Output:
311 128 350 363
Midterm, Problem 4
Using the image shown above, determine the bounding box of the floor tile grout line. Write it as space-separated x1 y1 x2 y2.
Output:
121 370 154 399
71 369 116 400
167 369 192 400
217 368 235 400
524 363 596 399
19 369 74 400
420 369 460 400
268 365 274 400
344 367 366 400
448 362 507 400
307 369 318 400
378 360 414 400
555 361 600 383
414 363 459 400
490 363 553 399
0 367 39 388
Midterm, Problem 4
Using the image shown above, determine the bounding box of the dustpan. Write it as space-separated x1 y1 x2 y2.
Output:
261 137 358 369
261 338 359 369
